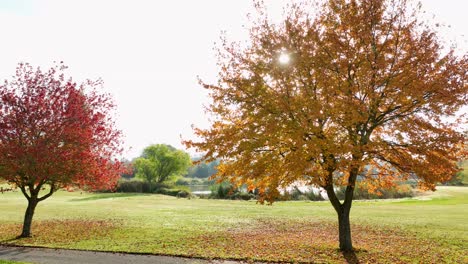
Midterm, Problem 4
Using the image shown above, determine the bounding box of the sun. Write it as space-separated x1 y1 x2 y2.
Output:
278 53 290 64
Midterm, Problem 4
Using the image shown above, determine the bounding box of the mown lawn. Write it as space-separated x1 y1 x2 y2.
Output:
0 186 466 263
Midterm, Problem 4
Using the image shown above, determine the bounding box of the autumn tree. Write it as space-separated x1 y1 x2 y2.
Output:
0 63 124 238
185 0 467 251
134 144 191 185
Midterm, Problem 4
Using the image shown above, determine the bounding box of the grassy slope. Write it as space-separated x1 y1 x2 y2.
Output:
0 187 466 263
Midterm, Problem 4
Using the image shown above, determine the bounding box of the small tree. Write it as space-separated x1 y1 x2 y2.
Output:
134 144 191 185
185 0 467 252
0 63 124 238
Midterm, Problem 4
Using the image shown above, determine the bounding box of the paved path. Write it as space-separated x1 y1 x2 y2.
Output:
0 246 243 264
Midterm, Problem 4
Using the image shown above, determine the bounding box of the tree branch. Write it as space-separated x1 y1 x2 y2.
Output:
324 171 342 214
38 184 56 202
19 186 31 201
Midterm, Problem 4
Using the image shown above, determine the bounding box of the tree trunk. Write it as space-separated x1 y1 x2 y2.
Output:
325 177 355 252
338 206 353 251
19 198 38 238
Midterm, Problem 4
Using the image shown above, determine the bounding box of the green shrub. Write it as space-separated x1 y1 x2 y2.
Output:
231 192 256 200
210 182 234 199
207 182 255 200
115 180 192 198
176 190 191 198
334 187 346 200
446 163 467 186
175 178 191 186
290 187 303 200
333 184 413 200
117 180 146 193
306 190 325 201
282 187 324 201
155 185 192 198
157 188 176 196
390 184 414 198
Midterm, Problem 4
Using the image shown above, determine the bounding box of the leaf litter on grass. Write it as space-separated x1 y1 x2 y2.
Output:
0 219 120 246
0 218 465 263
187 219 465 263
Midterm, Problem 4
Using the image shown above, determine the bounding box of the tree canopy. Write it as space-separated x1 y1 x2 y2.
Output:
134 144 191 184
0 62 124 237
185 0 467 251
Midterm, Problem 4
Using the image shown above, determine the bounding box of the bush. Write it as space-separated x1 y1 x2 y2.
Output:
116 180 168 193
208 182 255 200
176 190 191 198
306 190 325 201
289 187 304 200
387 184 413 198
116 180 193 198
154 185 192 197
157 187 179 196
445 160 467 186
282 187 324 201
210 182 233 199
175 178 191 186
231 192 256 201
117 180 147 193
333 187 346 200
333 184 413 200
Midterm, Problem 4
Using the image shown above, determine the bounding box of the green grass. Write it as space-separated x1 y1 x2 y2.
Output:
0 187 467 263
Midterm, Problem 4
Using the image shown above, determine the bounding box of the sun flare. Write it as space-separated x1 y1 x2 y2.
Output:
278 53 290 64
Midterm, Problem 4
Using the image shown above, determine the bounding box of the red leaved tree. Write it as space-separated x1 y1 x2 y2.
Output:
0 63 124 238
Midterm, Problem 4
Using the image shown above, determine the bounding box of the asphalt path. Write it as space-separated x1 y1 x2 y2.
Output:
0 245 244 264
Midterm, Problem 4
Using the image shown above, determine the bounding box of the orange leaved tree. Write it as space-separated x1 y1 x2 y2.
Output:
185 0 467 252
0 63 124 237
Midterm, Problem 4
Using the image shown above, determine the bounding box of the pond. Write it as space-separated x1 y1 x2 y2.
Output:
188 184 327 198
188 185 211 195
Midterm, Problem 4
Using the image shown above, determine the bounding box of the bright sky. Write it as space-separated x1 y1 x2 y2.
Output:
0 0 466 159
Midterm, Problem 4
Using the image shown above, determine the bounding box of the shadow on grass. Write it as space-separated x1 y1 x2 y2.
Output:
342 250 360 264
69 192 150 202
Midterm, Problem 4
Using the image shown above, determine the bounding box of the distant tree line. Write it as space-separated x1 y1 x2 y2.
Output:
185 159 219 179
